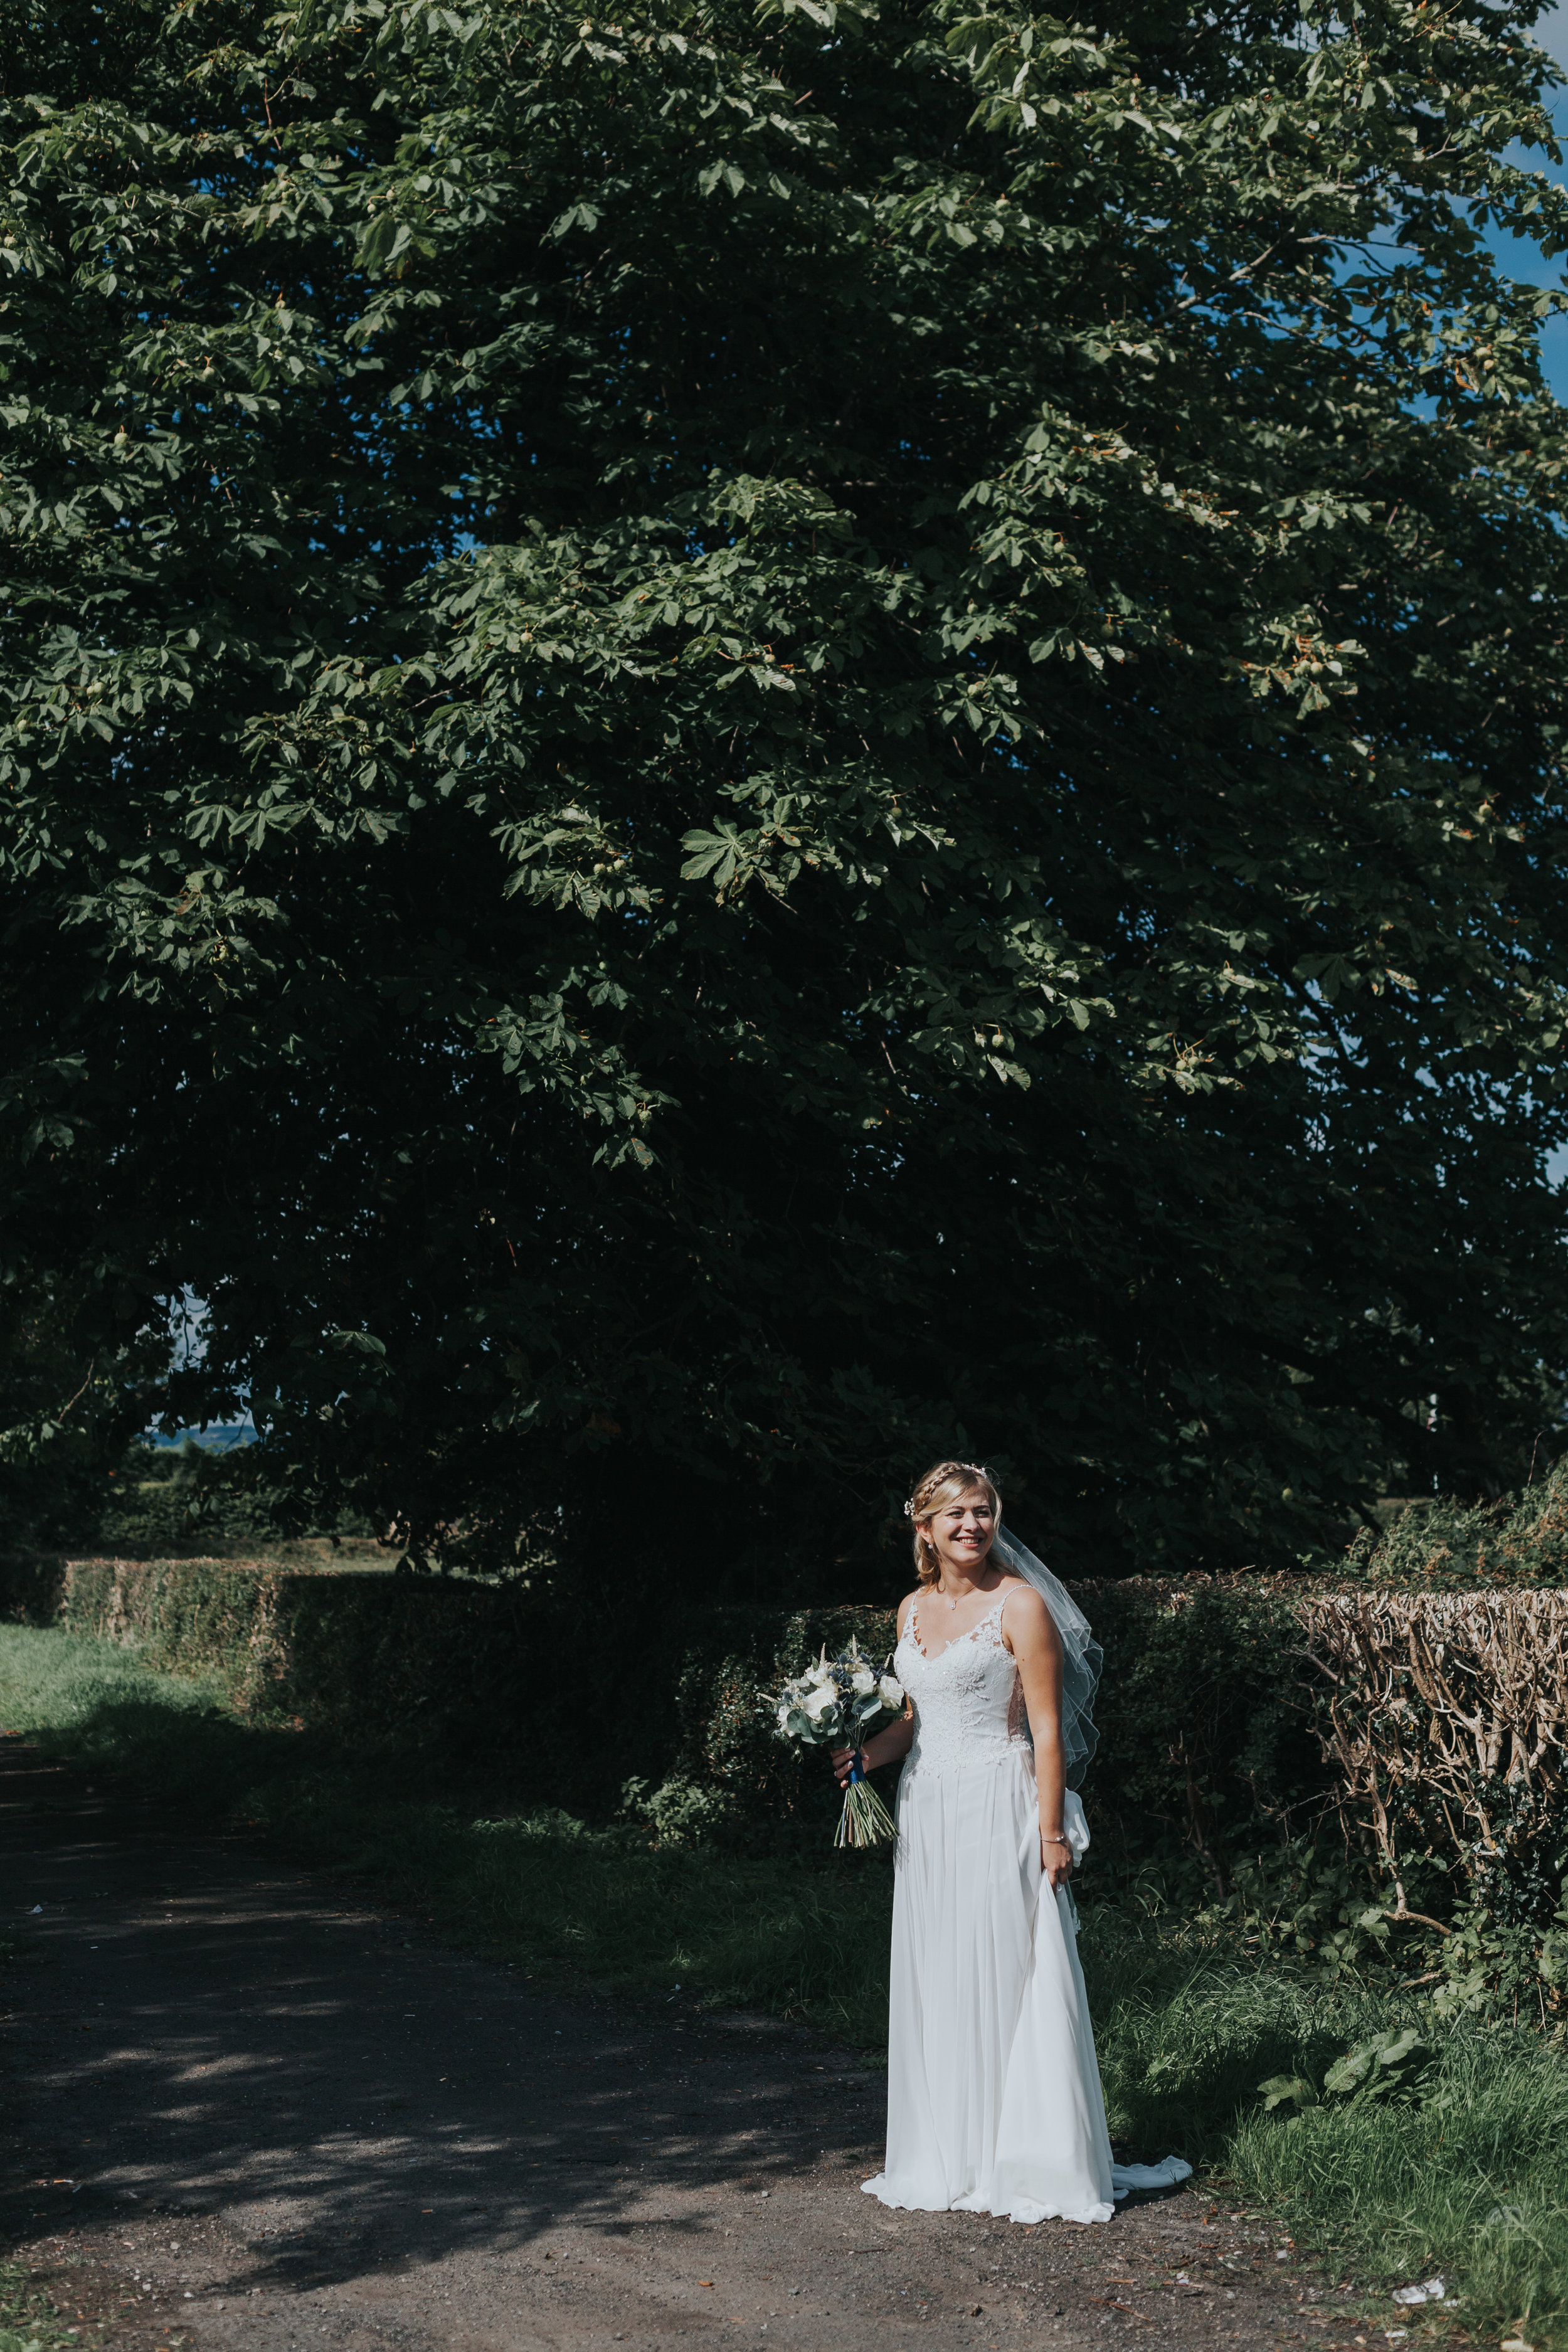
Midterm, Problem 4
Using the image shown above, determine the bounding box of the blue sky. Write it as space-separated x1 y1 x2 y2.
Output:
1451 9 1568 1190
1483 7 1568 393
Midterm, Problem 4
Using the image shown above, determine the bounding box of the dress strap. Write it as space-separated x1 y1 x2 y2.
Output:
985 1582 1029 1648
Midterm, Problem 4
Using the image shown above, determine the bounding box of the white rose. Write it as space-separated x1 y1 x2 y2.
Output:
879 1675 905 1709
802 1684 839 1722
851 1667 877 1696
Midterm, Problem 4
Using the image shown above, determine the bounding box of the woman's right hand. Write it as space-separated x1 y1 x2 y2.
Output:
832 1710 915 1786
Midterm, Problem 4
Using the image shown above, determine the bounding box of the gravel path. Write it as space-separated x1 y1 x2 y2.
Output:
1 1737 1414 2351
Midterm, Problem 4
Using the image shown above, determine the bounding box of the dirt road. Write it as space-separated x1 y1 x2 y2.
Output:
1 1738 1397 2351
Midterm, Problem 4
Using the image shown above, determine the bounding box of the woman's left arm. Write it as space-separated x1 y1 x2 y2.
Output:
1006 1587 1073 1892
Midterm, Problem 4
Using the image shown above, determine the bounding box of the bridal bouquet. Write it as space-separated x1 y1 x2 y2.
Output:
765 1639 906 1849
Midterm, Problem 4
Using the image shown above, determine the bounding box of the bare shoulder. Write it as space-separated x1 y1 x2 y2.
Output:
1000 1579 1058 1648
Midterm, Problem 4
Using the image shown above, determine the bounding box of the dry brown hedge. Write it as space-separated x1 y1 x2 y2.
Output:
1301 1587 1568 1921
3 1552 1565 1905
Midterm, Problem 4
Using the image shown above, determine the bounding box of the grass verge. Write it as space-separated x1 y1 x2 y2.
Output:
0 1625 896 2039
3 1625 1566 2349
0 2257 90 2352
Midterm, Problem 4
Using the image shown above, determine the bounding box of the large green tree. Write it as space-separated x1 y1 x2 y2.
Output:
4 0 1568 1583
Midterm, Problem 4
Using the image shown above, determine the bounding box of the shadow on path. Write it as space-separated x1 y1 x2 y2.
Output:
0 1738 1360 2351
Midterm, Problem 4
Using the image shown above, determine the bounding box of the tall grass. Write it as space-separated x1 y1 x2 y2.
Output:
4 1625 1567 2348
1088 1933 1568 2343
1232 2019 1568 2348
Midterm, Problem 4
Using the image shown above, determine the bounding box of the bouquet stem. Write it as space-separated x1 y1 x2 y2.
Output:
835 1750 898 1850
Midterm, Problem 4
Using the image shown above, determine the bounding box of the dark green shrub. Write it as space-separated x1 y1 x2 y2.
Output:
1344 1454 1568 1587
0 1554 897 1824
4 1545 1559 2018
1077 1579 1329 1891
96 1438 375 1554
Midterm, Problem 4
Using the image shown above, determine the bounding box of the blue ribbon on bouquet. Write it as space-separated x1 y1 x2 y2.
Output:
832 1741 897 1848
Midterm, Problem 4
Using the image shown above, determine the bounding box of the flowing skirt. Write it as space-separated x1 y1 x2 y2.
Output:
862 1749 1130 2227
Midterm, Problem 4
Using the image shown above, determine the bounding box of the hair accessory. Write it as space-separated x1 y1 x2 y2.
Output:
903 1499 915 1518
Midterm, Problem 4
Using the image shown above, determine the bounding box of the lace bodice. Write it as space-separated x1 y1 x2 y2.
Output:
895 1589 1032 1779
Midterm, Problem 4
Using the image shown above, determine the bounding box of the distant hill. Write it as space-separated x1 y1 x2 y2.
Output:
146 1423 256 1453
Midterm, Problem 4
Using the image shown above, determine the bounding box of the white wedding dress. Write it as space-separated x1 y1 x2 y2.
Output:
862 1586 1189 2226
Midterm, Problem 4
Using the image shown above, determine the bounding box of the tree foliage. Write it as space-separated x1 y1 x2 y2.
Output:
0 1274 157 1545
5 0 1568 1577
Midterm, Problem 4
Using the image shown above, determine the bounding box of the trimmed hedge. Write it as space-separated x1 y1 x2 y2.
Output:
0 1554 897 1831
0 1553 1324 1860
4 1546 1562 1913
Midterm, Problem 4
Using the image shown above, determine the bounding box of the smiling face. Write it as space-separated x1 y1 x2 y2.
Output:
916 1485 996 1582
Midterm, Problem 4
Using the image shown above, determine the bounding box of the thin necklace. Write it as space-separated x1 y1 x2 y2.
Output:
938 1577 988 1611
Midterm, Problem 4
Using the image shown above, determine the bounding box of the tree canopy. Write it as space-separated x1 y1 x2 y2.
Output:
5 0 1568 1583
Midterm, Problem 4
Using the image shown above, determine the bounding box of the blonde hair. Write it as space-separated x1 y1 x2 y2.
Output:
906 1459 1002 1588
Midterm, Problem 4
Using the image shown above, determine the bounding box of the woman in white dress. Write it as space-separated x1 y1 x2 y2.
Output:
834 1459 1188 2226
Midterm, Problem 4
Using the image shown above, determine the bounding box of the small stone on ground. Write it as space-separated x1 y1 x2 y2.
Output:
0 1742 1441 2349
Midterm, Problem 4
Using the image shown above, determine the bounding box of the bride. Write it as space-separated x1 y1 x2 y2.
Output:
834 1459 1188 2226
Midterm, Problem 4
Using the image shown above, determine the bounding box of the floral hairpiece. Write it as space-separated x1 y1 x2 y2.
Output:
903 1465 995 1523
